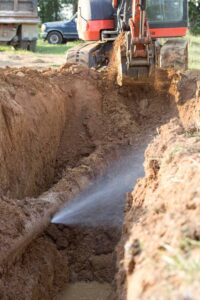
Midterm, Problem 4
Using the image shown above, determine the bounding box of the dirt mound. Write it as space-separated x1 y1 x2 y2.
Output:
117 71 200 300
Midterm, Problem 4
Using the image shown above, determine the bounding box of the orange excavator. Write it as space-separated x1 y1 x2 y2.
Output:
67 0 188 84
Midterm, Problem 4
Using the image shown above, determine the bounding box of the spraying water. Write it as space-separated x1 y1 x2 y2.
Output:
51 148 145 227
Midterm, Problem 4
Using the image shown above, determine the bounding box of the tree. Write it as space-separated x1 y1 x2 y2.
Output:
38 0 77 23
38 0 62 23
189 0 200 35
61 0 78 14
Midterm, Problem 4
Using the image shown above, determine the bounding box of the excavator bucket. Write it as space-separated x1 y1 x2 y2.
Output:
113 33 153 86
116 46 151 86
114 34 188 86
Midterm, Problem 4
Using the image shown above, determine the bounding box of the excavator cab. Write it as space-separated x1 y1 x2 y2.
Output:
147 0 188 38
77 0 187 41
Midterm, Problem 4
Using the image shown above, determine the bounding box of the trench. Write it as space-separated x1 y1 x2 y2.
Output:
0 67 175 299
47 146 146 299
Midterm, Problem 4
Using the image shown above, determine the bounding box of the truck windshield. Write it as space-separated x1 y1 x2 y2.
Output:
146 0 184 22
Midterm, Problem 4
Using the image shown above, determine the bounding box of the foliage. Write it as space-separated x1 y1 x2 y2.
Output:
38 0 77 23
38 0 62 23
189 0 200 35
188 33 200 70
162 239 200 281
62 0 78 14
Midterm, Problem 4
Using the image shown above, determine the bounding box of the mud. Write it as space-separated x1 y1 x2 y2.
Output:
57 282 115 300
0 63 199 299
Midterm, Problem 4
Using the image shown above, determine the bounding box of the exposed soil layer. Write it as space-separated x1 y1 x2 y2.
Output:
0 64 199 299
117 71 200 300
46 224 119 283
57 282 115 300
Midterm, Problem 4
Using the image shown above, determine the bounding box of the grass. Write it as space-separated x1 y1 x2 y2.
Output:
187 34 200 70
36 39 81 55
0 38 81 56
162 239 200 282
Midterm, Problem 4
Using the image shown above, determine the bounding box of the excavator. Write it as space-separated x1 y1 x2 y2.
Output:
67 0 188 85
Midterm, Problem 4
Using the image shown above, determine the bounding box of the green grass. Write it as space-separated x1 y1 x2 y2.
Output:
0 39 81 56
36 39 81 55
162 239 200 282
188 34 200 70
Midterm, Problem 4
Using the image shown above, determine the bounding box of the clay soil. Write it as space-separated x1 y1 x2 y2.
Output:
0 62 199 300
117 71 200 300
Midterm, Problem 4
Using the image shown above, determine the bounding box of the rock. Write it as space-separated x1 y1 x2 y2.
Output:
16 71 25 77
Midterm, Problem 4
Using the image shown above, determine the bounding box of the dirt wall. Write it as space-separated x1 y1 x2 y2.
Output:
117 71 200 300
0 67 103 199
0 69 66 199
0 64 173 299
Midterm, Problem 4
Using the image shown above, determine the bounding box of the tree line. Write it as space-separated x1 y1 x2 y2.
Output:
38 0 200 35
189 0 200 34
38 0 77 23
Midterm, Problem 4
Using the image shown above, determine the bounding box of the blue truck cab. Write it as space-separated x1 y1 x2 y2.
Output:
41 14 79 44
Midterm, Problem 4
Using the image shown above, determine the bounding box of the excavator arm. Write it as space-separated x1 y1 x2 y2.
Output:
67 0 188 85
113 0 155 84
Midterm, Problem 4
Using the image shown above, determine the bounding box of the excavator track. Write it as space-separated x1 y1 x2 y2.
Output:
66 41 112 69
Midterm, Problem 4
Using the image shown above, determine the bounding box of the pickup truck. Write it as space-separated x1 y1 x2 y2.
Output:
41 15 79 44
0 0 39 51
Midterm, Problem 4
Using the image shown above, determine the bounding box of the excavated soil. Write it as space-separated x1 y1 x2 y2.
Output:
0 63 199 299
117 71 200 300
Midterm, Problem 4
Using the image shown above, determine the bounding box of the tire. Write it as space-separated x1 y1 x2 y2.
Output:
47 31 63 44
14 41 37 52
19 41 29 50
29 40 37 52
62 39 68 44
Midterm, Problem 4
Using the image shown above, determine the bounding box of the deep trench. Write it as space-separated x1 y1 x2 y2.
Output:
46 145 146 299
0 68 176 299
45 141 168 300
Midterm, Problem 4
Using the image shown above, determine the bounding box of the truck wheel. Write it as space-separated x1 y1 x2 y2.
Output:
20 41 29 50
29 41 37 52
14 42 28 51
48 31 63 44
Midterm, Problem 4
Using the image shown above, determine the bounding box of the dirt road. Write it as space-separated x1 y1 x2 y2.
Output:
0 51 65 68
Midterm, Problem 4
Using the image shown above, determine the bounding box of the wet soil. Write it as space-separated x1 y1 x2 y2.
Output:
57 282 115 300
